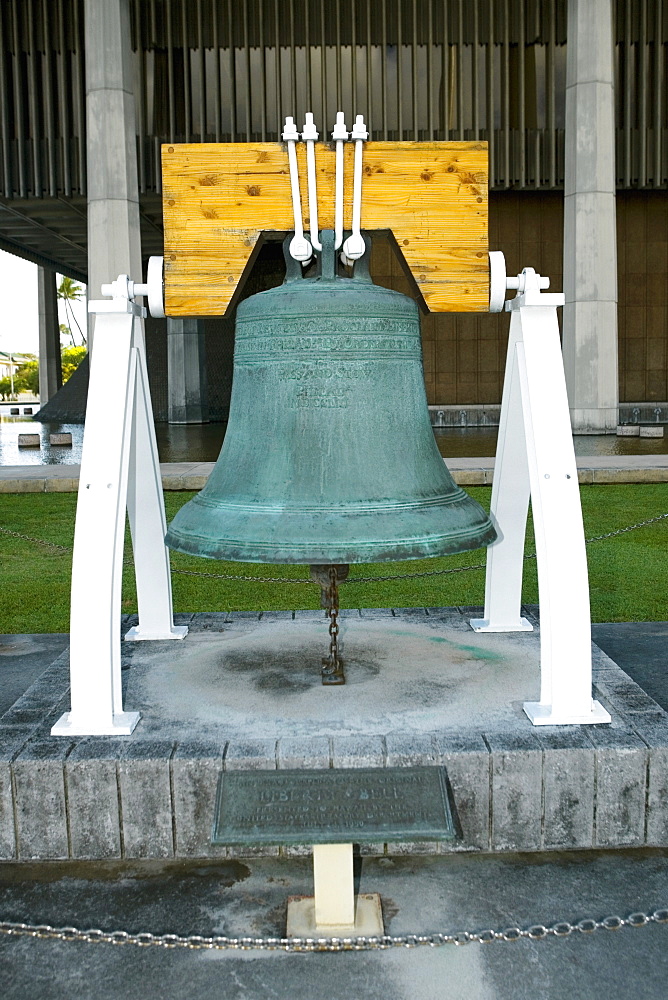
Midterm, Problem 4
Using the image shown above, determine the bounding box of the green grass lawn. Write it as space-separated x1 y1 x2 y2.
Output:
1 484 667 633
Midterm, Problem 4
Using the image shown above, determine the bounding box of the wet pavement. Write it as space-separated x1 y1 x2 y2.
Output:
0 850 666 1000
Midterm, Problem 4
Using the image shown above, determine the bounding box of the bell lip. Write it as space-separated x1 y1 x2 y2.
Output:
164 521 497 565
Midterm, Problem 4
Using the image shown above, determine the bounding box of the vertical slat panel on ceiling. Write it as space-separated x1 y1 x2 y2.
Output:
11 0 26 198
26 0 41 197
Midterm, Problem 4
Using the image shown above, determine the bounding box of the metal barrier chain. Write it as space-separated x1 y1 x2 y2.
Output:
1 511 666 587
0 526 70 552
0 908 666 952
581 511 668 544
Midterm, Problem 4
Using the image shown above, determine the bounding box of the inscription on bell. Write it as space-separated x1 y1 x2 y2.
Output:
212 767 457 846
293 387 351 409
279 362 374 381
235 333 420 355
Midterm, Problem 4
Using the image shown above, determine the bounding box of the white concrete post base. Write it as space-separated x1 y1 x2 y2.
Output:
286 843 384 937
524 699 611 727
51 710 141 737
124 625 189 642
470 617 534 633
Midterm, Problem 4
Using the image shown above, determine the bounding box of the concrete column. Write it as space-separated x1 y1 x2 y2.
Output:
85 0 142 325
562 0 619 433
167 319 209 423
37 267 62 403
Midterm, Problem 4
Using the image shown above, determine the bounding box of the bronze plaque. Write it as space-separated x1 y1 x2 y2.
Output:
212 767 456 846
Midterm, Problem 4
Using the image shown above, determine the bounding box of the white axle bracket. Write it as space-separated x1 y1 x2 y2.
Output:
471 253 611 726
52 271 187 738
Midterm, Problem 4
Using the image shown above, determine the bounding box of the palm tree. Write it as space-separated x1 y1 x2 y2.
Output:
57 276 86 346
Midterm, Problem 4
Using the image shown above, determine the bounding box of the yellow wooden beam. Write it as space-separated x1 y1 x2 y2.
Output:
162 141 489 316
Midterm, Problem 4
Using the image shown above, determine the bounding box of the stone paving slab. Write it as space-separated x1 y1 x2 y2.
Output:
1 608 668 861
1 455 668 492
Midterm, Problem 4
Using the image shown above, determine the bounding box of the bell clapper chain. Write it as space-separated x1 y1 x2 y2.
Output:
282 117 312 263
309 565 349 685
342 114 368 265
322 567 345 686
302 112 322 253
331 112 349 251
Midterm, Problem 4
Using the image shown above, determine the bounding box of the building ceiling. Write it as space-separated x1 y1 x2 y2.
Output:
0 195 165 281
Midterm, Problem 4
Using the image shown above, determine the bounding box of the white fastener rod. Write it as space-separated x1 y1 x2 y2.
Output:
342 114 368 261
283 116 312 262
331 112 348 250
302 112 321 252
313 844 355 928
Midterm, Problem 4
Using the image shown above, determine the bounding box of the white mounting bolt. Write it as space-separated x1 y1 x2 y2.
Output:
283 115 312 263
301 112 319 142
509 269 551 294
331 111 348 141
282 115 299 142
100 275 133 300
332 111 348 250
342 114 368 262
350 114 369 141
302 112 321 252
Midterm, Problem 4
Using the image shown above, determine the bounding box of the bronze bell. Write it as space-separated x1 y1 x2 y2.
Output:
166 231 496 566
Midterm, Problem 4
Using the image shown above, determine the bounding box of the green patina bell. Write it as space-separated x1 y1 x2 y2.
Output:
165 231 496 565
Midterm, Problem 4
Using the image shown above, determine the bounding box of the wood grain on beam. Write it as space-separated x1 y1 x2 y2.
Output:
162 141 488 316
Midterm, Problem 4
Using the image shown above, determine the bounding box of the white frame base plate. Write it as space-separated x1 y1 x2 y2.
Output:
286 893 384 938
523 700 611 726
470 617 534 633
51 710 141 737
124 625 189 642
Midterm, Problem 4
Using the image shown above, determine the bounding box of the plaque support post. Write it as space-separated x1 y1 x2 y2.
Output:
287 843 384 937
470 266 610 726
313 844 355 927
51 275 187 738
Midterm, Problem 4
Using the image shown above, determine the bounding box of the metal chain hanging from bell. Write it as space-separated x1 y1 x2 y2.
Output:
310 564 348 684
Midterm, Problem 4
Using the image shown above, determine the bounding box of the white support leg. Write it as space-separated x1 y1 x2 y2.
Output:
125 324 187 642
470 306 533 633
472 266 610 727
52 276 186 738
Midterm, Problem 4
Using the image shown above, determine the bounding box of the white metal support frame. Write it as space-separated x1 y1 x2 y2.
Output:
470 253 611 726
52 265 187 738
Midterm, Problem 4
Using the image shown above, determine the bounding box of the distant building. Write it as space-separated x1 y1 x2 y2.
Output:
0 352 33 379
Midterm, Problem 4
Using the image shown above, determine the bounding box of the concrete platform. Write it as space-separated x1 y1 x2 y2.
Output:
1 607 667 862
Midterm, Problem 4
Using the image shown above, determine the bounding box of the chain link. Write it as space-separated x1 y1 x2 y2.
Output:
0 526 70 552
321 566 345 684
1 511 666 587
0 907 666 952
